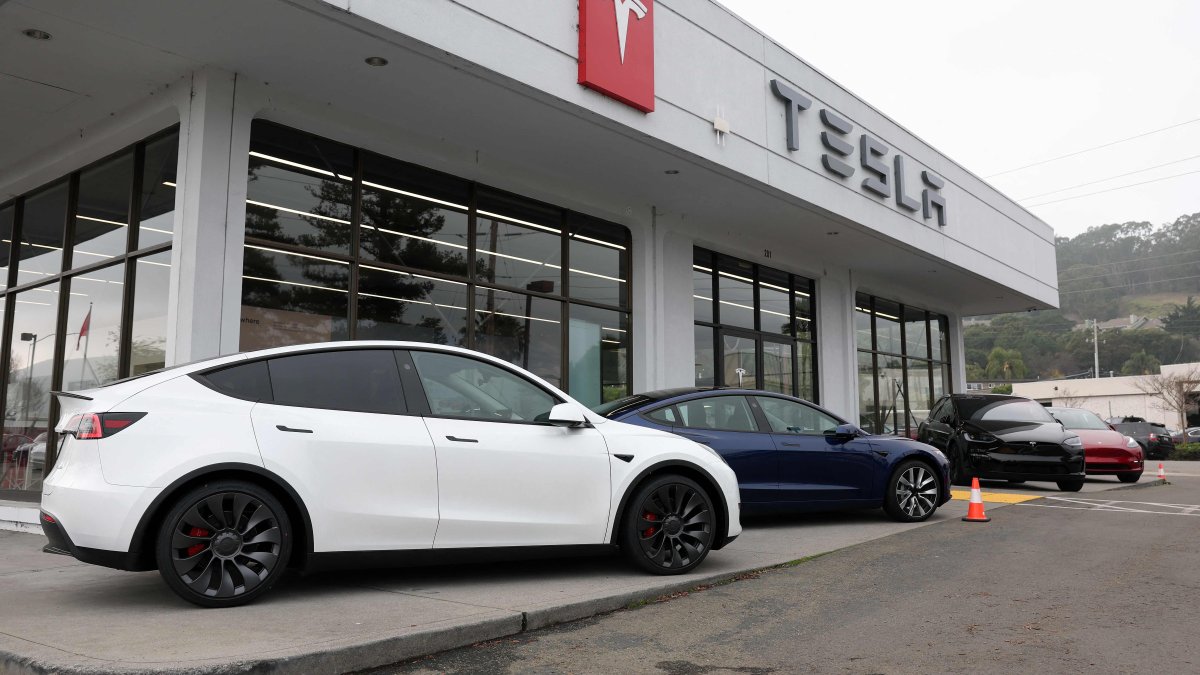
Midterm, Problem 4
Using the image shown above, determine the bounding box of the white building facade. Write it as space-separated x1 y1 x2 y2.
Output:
0 0 1058 503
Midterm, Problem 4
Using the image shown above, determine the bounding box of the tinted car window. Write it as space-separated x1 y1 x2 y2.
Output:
593 394 652 418
755 396 841 435
1048 408 1109 430
645 406 677 424
201 360 272 401
956 397 1054 423
410 350 558 422
267 350 405 414
677 396 758 432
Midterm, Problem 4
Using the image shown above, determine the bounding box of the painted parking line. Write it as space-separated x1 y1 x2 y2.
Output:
949 489 1041 504
1016 496 1200 516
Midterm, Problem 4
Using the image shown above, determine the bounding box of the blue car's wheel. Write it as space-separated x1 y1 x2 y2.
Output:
884 461 940 522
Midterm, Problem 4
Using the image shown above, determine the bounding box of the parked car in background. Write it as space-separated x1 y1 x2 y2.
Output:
40 342 743 607
918 394 1087 491
1112 420 1175 460
1047 407 1144 483
595 388 952 523
1168 428 1185 445
1184 427 1200 443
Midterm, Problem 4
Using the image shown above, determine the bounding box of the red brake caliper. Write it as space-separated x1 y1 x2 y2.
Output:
186 527 209 557
643 512 657 537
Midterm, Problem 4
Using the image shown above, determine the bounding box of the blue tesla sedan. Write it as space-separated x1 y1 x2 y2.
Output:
594 388 953 522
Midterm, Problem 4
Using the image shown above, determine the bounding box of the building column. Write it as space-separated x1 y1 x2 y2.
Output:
817 267 856 418
168 68 245 365
947 311 967 393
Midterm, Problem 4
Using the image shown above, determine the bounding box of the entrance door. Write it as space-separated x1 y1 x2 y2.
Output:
719 330 797 396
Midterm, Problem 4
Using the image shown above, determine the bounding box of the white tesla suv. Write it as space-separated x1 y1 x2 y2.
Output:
40 342 742 607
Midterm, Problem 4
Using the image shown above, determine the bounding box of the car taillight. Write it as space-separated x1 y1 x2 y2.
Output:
70 413 146 439
1149 433 1158 441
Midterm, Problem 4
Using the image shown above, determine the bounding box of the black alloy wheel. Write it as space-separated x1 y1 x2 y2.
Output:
621 474 715 575
1056 479 1085 492
1118 471 1143 483
884 460 941 522
155 480 292 608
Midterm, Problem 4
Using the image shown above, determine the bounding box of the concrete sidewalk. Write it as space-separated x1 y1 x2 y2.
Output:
0 477 1155 675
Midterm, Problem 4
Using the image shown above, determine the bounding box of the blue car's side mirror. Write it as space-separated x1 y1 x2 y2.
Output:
824 423 861 440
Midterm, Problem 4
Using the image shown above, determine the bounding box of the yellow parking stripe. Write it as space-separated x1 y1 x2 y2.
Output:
950 489 1041 504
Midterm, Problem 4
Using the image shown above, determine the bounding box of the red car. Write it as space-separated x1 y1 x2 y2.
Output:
1048 407 1144 482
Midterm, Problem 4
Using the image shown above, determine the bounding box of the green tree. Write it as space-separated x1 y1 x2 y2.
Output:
1121 350 1161 376
1164 297 1200 336
985 347 1027 380
991 383 1013 394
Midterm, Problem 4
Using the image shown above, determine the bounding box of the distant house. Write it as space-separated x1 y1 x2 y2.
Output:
1091 315 1164 331
1013 362 1200 428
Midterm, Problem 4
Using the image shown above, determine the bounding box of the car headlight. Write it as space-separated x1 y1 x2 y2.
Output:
1126 436 1140 450
1064 436 1082 448
964 431 997 443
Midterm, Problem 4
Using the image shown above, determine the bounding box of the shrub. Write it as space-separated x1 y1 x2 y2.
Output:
1171 443 1200 461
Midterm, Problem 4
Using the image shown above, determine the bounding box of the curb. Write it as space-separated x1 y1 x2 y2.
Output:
1109 478 1167 491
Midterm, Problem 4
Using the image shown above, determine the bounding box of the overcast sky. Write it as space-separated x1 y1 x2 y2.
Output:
718 0 1200 239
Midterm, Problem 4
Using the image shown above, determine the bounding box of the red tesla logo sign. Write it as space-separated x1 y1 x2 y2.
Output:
578 0 655 113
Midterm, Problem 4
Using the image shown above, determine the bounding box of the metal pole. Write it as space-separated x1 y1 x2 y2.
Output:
1092 319 1100 378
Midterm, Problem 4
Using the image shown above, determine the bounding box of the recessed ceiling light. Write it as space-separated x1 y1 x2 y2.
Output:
664 169 680 175
364 56 388 67
22 28 51 40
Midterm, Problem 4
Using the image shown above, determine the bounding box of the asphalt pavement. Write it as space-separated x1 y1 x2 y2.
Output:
385 467 1200 674
0 467 1180 674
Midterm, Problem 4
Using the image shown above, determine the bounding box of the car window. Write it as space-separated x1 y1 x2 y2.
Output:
928 398 952 424
956 397 1054 423
645 406 677 425
676 396 758 432
200 360 273 402
755 396 841 435
410 350 558 422
266 350 406 414
1047 408 1109 430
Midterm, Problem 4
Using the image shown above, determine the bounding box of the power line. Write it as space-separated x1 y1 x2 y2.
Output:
1061 258 1200 284
1017 154 1200 201
1026 169 1200 207
1058 248 1200 269
985 116 1200 178
1058 273 1200 296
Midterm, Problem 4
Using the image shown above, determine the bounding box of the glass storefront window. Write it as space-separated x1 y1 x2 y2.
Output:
139 131 178 249
475 190 562 293
73 152 133 266
717 259 755 330
903 306 929 359
761 340 793 394
357 265 468 345
906 360 933 427
17 182 68 281
858 351 877 432
65 263 125 388
874 298 902 355
792 281 814 341
722 333 758 389
240 246 350 349
568 214 628 309
855 294 873 350
0 204 12 293
130 251 171 375
2 283 60 493
694 325 715 387
759 269 791 337
931 315 948 361
246 122 354 254
360 152 470 277
474 286 562 387
797 341 815 402
693 250 714 324
568 304 630 406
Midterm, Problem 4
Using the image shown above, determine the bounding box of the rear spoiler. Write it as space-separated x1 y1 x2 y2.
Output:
51 391 93 401
52 391 95 433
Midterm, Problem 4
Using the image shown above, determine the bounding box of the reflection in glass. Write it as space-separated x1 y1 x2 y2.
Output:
74 152 133 265
717 263 755 331
246 122 354 254
906 359 933 432
131 251 172 375
792 280 814 341
931 316 948 361
139 131 178 248
17 182 68 280
694 326 716 387
474 286 562 387
877 354 904 434
858 351 877 433
3 283 60 494
474 215 561 293
721 333 758 389
568 304 630 407
855 302 873 350
874 298 902 355
797 341 815 402
693 256 713 324
0 204 12 292
762 340 793 394
568 215 627 308
903 306 929 359
240 246 350 349
357 265 468 346
359 152 470 277
65 263 125 388
759 274 791 337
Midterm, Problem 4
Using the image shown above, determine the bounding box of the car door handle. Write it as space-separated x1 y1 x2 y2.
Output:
446 435 478 443
276 425 313 434
781 442 805 447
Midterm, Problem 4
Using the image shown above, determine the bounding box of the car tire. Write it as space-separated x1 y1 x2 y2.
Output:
620 474 715 575
883 460 941 523
1118 471 1143 483
1056 479 1085 492
155 480 292 608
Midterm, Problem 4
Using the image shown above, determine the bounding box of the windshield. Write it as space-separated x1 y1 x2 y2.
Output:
592 394 652 418
958 397 1055 423
1048 408 1109 430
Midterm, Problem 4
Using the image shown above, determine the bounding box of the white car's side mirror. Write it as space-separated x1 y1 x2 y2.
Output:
547 403 587 428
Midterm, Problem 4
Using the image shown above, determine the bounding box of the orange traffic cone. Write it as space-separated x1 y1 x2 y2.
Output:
962 477 991 523
1158 463 1166 480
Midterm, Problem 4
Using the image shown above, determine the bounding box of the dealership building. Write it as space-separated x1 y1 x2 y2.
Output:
0 0 1058 511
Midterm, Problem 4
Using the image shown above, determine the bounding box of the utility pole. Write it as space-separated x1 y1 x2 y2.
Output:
1090 319 1100 378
